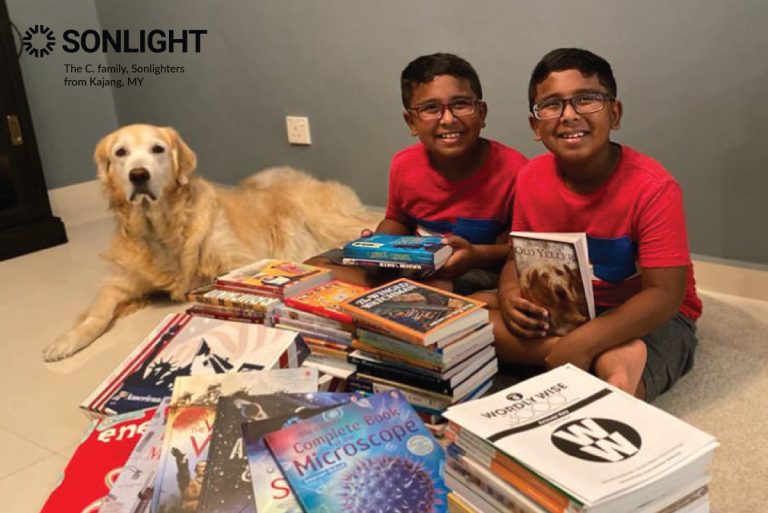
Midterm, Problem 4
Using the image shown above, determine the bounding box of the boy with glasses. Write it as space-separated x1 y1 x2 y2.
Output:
308 53 527 294
482 48 701 401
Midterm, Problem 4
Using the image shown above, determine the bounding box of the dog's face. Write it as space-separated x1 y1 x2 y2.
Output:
94 124 197 205
520 261 589 333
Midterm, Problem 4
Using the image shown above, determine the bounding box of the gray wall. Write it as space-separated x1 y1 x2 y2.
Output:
9 0 768 266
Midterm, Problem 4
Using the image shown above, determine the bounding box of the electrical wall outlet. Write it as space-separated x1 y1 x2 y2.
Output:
286 116 311 145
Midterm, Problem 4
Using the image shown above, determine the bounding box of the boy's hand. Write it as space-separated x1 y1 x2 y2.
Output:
435 235 476 279
499 288 550 339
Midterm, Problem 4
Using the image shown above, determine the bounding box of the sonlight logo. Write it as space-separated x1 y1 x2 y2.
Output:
551 417 641 462
22 25 56 57
21 27 207 57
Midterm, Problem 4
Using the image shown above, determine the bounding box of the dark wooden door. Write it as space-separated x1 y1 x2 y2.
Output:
0 0 67 259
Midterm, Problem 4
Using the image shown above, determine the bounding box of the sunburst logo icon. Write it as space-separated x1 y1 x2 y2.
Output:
22 25 56 58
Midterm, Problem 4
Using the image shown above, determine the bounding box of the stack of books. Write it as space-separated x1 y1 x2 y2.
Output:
186 282 280 324
342 233 453 272
273 279 369 381
215 258 332 298
442 364 718 513
340 278 498 432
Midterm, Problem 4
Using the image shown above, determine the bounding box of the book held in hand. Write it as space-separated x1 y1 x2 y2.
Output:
342 234 453 271
215 259 332 298
341 278 488 346
265 390 449 513
510 231 595 336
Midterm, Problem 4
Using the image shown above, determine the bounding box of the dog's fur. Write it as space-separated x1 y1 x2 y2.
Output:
43 124 379 361
519 261 589 336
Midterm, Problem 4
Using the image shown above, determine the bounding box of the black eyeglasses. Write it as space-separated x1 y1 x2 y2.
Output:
532 92 615 120
408 99 481 120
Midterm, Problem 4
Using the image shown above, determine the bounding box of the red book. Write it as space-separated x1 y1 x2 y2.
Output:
39 407 157 513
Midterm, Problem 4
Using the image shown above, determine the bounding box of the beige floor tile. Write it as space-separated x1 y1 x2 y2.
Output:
0 453 66 513
0 427 54 480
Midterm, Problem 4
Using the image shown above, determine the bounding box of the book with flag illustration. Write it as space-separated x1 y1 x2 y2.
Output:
341 278 488 346
239 393 354 513
342 234 452 271
81 314 309 417
215 259 332 298
151 369 318 513
265 390 449 513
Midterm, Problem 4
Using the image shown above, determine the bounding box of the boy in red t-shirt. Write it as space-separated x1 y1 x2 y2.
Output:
307 53 527 294
483 48 701 401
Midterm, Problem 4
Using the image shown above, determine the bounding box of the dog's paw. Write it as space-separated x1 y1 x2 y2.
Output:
43 332 89 362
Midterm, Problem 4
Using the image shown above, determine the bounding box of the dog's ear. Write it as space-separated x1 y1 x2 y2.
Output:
162 127 197 185
93 132 114 180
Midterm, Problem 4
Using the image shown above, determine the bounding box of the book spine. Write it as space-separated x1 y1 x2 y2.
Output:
342 245 437 265
284 297 355 324
346 376 452 411
341 257 436 270
351 340 446 372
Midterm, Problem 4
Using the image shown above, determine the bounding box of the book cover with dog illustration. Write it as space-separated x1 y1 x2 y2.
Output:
264 390 449 513
81 314 310 417
340 279 488 346
510 232 595 336
152 369 318 513
39 406 158 513
215 259 332 298
342 234 453 271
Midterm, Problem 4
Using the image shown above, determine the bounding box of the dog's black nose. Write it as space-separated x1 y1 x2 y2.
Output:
129 168 150 184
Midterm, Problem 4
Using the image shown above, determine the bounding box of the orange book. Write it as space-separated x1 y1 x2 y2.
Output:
285 279 368 323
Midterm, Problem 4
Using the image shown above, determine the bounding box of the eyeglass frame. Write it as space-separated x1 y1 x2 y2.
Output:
531 92 615 120
407 98 484 121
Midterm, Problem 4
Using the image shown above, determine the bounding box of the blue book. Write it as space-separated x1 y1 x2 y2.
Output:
265 390 449 513
342 234 452 270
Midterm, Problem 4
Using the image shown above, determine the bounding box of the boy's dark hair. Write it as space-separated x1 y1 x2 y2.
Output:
528 48 617 110
400 53 483 109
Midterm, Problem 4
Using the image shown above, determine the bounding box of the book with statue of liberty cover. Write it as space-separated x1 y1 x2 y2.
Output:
265 390 449 513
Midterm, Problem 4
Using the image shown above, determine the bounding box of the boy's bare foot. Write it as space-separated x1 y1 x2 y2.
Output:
593 339 647 399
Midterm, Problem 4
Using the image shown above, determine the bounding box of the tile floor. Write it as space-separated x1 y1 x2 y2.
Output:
1 218 766 513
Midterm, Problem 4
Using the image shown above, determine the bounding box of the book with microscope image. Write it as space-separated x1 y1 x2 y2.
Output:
80 313 310 418
265 390 449 513
99 399 170 513
199 392 353 513
151 369 318 513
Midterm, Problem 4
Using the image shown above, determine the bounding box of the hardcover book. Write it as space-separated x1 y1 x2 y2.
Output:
342 234 453 271
39 407 157 513
100 399 171 513
442 364 718 511
341 278 488 346
240 393 354 513
265 390 449 513
152 369 318 513
284 279 369 324
510 232 595 336
81 313 310 417
215 259 332 298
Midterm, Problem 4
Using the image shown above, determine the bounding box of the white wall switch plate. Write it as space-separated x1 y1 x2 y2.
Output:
286 116 312 145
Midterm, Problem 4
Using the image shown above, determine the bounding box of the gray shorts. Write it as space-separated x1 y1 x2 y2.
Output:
640 312 698 402
316 248 499 296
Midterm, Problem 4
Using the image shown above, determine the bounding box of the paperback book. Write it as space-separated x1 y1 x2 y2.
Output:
215 259 332 298
152 369 318 513
341 278 488 346
186 283 281 312
510 232 595 336
265 390 449 513
241 393 354 513
39 407 157 513
284 279 368 324
198 392 351 513
442 364 718 511
342 234 453 271
100 399 171 513
81 313 309 417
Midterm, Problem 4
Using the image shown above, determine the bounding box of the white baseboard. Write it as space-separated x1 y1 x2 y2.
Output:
48 180 109 228
693 256 768 303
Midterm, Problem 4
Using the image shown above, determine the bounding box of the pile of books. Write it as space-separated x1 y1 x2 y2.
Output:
272 279 368 381
340 278 498 432
442 364 718 513
44 370 450 513
342 233 453 272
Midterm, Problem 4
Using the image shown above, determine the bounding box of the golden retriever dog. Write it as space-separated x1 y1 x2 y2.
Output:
43 124 379 361
519 261 590 336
